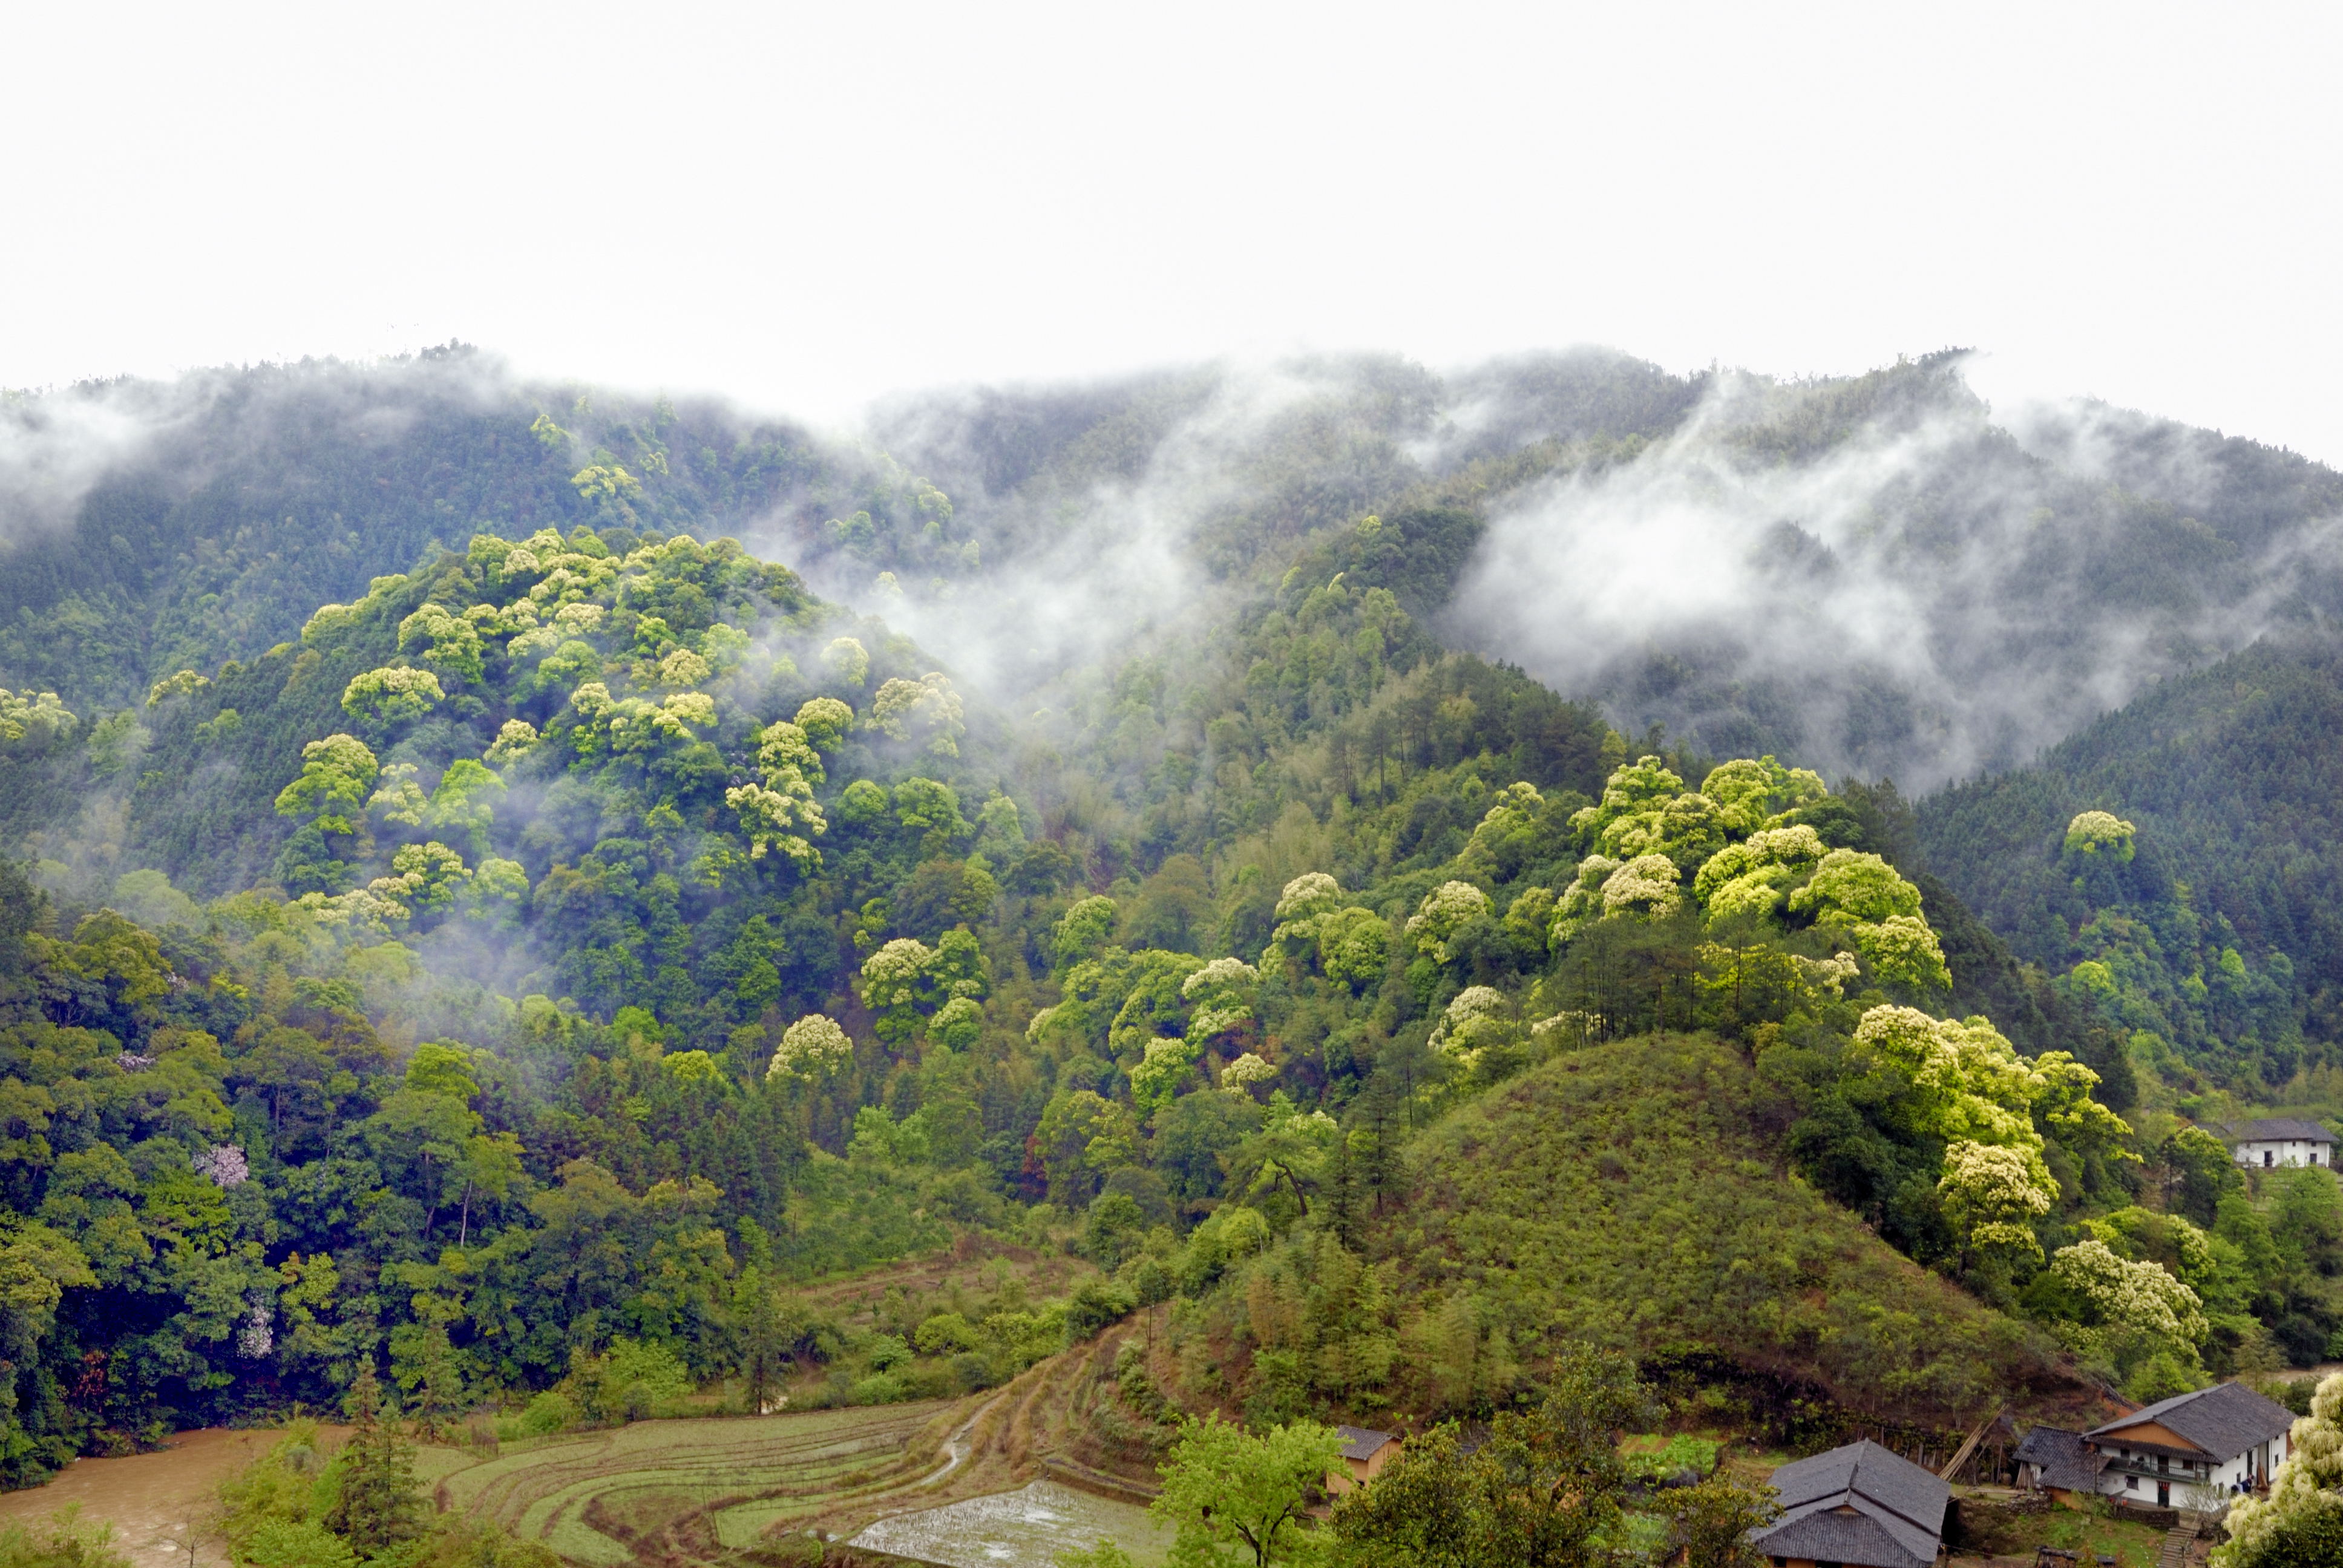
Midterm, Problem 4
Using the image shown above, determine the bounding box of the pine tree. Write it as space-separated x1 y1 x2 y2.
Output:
326 1361 422 1558
733 1269 786 1414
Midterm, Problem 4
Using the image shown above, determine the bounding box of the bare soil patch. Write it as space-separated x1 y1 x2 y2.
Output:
0 1427 347 1568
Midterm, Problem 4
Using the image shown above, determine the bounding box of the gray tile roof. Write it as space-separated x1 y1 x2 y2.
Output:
1749 1440 1948 1568
2228 1119 2337 1144
2086 1382 2295 1463
1334 1425 1396 1462
2015 1425 2103 1491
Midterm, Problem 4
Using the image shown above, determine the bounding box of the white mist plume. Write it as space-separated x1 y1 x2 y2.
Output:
1443 364 2343 790
0 350 520 554
0 381 191 540
807 359 1409 705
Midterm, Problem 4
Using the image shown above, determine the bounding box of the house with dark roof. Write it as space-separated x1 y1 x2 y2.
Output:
1749 1439 1947 1568
1325 1425 1399 1496
2014 1424 2103 1506
2081 1382 2295 1511
2224 1119 2337 1170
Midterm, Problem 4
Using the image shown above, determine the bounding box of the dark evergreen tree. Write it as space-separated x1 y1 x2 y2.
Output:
326 1362 421 1558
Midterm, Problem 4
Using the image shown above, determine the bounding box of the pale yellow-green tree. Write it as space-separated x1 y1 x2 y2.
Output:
1184 958 1260 1045
1548 855 1620 946
1262 875 1389 987
368 841 470 921
1787 849 1951 991
727 719 828 869
1852 1005 2120 1166
1430 986 1518 1073
0 688 76 748
369 763 428 828
2217 1373 2343 1567
1263 874 1339 969
145 668 210 707
274 734 379 831
1692 824 1829 924
1568 755 1684 845
795 696 854 750
2065 809 2137 861
396 603 485 685
1699 755 1825 835
1457 781 1546 880
341 665 444 727
822 636 870 686
2046 1238 2209 1393
427 759 504 847
767 1015 854 1082
1406 881 1493 965
1938 1140 2055 1266
1600 854 1686 920
485 719 539 766
868 672 965 757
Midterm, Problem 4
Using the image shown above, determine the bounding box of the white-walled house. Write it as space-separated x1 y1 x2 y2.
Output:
2226 1119 2337 1170
2077 1383 2295 1511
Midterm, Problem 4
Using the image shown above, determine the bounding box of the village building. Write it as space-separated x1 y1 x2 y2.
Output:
2224 1118 2337 1169
1325 1426 1400 1496
2083 1383 2295 1509
1749 1439 1947 1568
2020 1383 2295 1512
2014 1423 2102 1506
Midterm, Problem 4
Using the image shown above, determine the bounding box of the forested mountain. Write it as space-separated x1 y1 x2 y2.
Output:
1920 635 2343 1085
1444 354 2343 789
0 347 2338 1508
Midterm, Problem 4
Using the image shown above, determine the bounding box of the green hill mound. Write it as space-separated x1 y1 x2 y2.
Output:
1394 1033 2068 1420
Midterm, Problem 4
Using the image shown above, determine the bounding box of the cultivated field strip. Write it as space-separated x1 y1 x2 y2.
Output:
425 1323 1161 1566
436 1403 952 1564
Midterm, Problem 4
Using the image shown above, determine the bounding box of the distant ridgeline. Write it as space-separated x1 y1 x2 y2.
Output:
1921 635 2343 1088
0 355 803 714
0 348 2332 1483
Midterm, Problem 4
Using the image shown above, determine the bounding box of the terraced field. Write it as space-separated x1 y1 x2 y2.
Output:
418 1313 1166 1567
0 1304 1169 1568
436 1402 960 1564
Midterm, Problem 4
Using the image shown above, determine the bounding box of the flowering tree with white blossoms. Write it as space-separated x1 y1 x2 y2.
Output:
2217 1372 2343 1567
767 1015 854 1082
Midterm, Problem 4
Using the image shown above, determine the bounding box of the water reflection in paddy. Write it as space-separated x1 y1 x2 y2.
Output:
850 1480 1172 1568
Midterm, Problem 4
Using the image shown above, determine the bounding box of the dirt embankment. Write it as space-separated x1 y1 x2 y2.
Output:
0 1427 351 1568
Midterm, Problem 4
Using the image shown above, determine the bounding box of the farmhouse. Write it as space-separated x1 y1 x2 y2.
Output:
2014 1423 2101 1506
2077 1382 2295 1510
1748 1439 1947 1568
2224 1118 2336 1169
1325 1426 1400 1495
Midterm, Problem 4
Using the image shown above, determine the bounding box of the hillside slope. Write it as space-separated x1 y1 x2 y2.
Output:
1388 1033 2071 1420
0 353 867 713
1443 354 2343 789
1919 634 2343 1079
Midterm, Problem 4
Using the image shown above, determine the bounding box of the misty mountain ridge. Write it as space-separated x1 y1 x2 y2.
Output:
1442 356 2343 788
10 342 2343 1057
10 345 2338 802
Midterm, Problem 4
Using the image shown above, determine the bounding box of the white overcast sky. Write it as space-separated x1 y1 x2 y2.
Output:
7 2 2340 459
